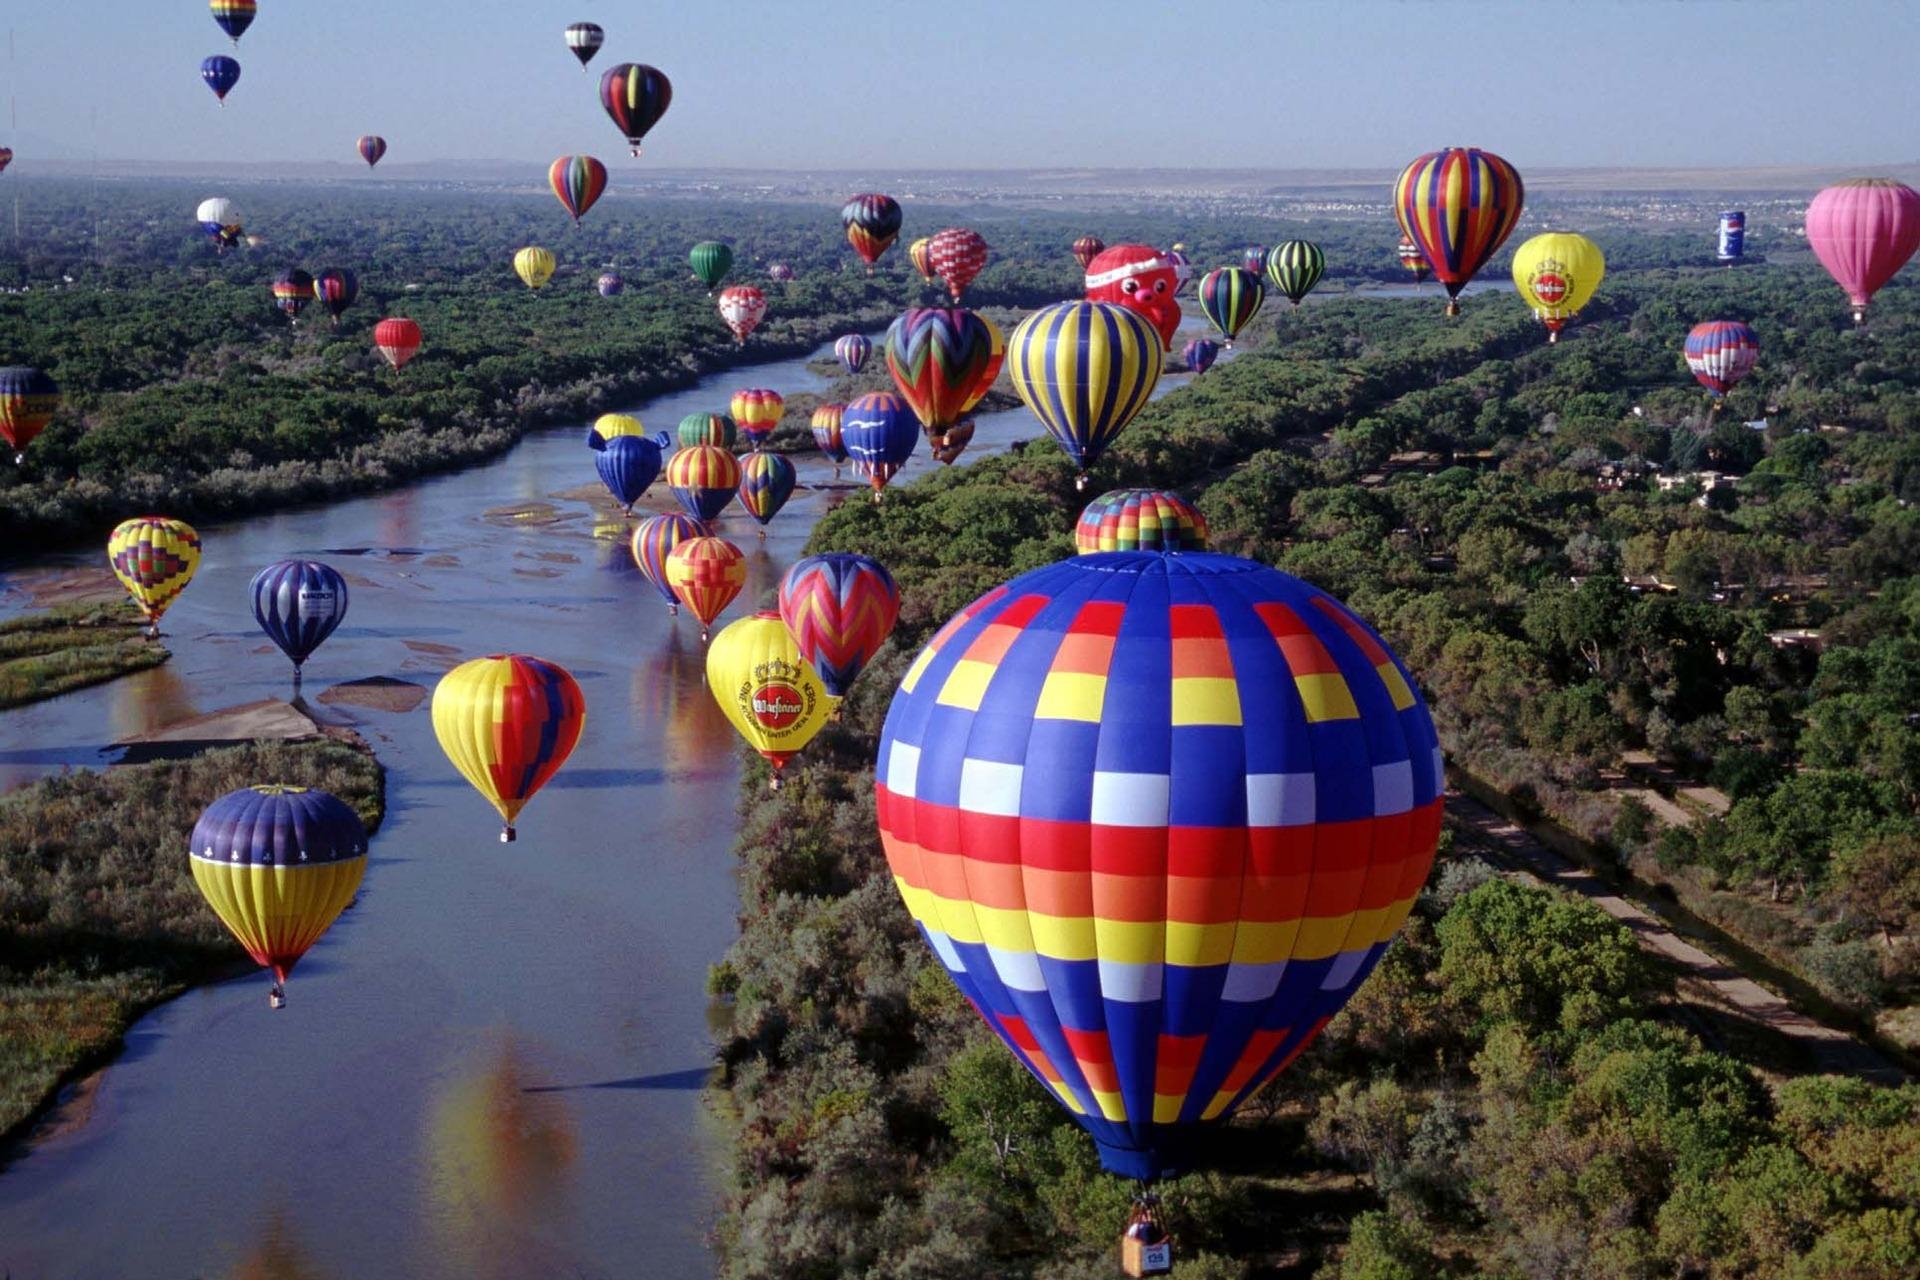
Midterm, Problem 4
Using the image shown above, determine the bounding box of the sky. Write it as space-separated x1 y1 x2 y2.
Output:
5 0 1917 172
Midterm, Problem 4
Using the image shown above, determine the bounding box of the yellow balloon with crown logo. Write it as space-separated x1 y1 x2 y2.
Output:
705 611 837 788
1510 231 1604 343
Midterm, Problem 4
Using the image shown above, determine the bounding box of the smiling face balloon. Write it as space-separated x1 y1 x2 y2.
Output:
1084 244 1181 351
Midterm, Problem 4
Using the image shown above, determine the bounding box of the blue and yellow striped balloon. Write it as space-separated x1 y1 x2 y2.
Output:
1196 267 1265 346
875 552 1443 1180
1006 301 1162 489
737 450 797 530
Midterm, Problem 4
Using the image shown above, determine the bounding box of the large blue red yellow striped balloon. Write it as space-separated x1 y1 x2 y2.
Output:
250 559 350 679
666 444 741 522
0 366 59 463
108 516 201 636
875 552 1444 1179
778 553 901 698
190 785 365 1003
1006 301 1162 488
841 193 903 270
630 513 707 614
1197 267 1265 346
811 403 847 473
737 450 797 530
432 655 586 842
600 64 672 155
840 391 920 499
1393 147 1525 314
1075 489 1209 555
885 307 1005 436
549 155 609 223
210 0 256 44
1683 320 1760 397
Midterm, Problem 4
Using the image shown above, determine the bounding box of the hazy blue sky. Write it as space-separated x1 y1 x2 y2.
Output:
6 1 1915 170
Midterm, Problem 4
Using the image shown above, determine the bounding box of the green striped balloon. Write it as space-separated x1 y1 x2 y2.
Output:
689 241 734 292
1266 240 1325 306
1196 267 1265 346
1006 301 1162 489
678 411 737 449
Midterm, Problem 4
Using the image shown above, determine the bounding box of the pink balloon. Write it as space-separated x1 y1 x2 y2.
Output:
1804 178 1920 321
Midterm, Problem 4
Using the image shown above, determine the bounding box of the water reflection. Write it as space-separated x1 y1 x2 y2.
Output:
375 491 420 550
634 627 733 772
228 1207 330 1280
107 659 199 742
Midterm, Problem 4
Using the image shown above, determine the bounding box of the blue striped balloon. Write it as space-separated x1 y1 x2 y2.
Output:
250 560 349 679
1006 300 1162 487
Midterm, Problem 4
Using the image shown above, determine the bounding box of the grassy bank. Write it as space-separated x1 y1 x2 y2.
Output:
0 602 167 710
0 738 384 1144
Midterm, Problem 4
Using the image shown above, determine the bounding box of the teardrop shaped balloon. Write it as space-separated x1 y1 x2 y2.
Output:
1182 338 1218 375
1397 235 1430 283
313 268 359 323
514 246 555 290
884 307 1005 436
599 63 672 156
835 334 872 375
768 262 795 283
1394 147 1525 314
249 559 350 678
840 391 920 499
197 196 240 248
665 536 747 641
811 404 847 472
190 785 366 1004
678 411 737 450
1072 235 1106 270
778 553 900 698
631 513 707 614
666 444 741 521
0 366 59 463
730 388 785 449
1265 241 1324 307
690 241 734 292
736 451 797 530
1007 300 1163 488
272 268 315 322
841 193 903 270
1804 178 1920 322
717 286 767 345
1510 232 1604 343
549 155 608 223
1683 320 1759 397
908 237 936 282
108 516 201 637
373 317 422 370
357 135 386 168
707 612 835 786
875 551 1443 1180
210 0 255 45
927 227 989 303
1197 267 1265 346
598 272 624 297
1242 245 1269 276
564 22 604 68
201 55 240 103
1075 488 1210 554
432 655 586 842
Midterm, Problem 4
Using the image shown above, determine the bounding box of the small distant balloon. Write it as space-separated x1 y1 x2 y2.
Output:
1071 235 1106 270
210 0 255 46
1182 338 1218 375
598 272 624 298
373 318 422 370
358 135 387 168
250 560 350 680
514 246 556 290
564 22 605 68
717 286 767 345
549 155 609 223
201 56 240 104
0 366 60 463
835 334 871 375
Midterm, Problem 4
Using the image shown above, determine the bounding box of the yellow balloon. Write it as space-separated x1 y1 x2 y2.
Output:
431 654 586 842
107 516 201 637
705 612 836 788
591 413 646 442
1510 231 1604 341
514 246 556 290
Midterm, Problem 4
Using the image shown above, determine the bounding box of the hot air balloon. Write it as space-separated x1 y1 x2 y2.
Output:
589 413 648 445
1266 241 1325 307
811 403 847 476
1396 235 1430 284
631 512 707 615
928 228 989 303
190 785 366 1008
250 560 350 683
885 307 1005 441
841 193 903 271
908 237 936 282
432 655 586 842
1394 147 1525 315
201 55 240 104
665 536 747 642
1196 267 1265 347
312 268 359 324
210 0 255 44
737 451 797 535
730 388 785 449
514 246 555 290
717 285 767 345
271 269 315 323
0 148 12 176
1075 488 1209 554
1007 300 1162 489
1684 320 1760 398
708 612 835 786
1182 338 1218 375
599 63 672 156
874 551 1444 1181
690 241 734 293
768 262 796 283
932 420 975 466
1242 245 1269 275
564 22 604 68
197 196 241 249
598 272 624 298
1084 245 1182 351
108 517 201 638
778 553 900 698
1072 235 1106 271
590 432 670 514
835 334 872 375
1165 245 1193 297
358 135 387 168
1510 232 1604 343
549 155 608 223
841 390 919 500
374 317 422 370
1804 178 1920 322
1716 211 1745 264
0 366 59 463
678 411 737 449
666 444 741 522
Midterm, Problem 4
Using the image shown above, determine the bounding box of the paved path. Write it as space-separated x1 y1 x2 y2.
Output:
1450 792 1908 1085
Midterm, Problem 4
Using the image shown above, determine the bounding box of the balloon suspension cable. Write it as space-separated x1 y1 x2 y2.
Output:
501 824 517 844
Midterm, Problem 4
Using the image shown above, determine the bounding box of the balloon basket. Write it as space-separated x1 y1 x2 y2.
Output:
768 775 782 792
669 603 680 616
758 529 767 541
1118 1198 1172 1277
1074 473 1089 492
501 825 516 844
268 985 286 1010
1445 300 1461 317
1547 331 1559 344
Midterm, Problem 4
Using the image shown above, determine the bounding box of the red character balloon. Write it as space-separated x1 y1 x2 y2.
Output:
1084 244 1181 351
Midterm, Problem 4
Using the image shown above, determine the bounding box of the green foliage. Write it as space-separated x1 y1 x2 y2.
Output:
0 601 167 708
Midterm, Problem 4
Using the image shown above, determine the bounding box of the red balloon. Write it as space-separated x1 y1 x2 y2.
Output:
373 318 422 370
1084 244 1182 351
927 228 989 303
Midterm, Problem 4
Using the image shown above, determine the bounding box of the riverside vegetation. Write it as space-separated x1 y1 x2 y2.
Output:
709 236 1920 1277
0 602 167 709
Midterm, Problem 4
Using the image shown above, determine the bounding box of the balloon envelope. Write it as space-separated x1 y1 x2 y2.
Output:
1006 301 1162 483
927 228 989 303
717 286 767 345
707 612 835 781
1394 148 1525 309
374 318 422 369
1182 339 1218 376
631 513 707 612
201 56 240 102
357 135 387 167
0 366 59 462
1684 320 1759 397
885 308 1005 435
1197 268 1265 344
666 444 741 521
835 334 872 375
678 412 737 450
665 536 747 636
1510 232 1604 340
1075 489 1210 554
108 517 201 632
1265 241 1324 306
599 63 672 154
810 404 847 465
730 388 785 448
1804 178 1920 319
549 155 609 223
593 433 669 511
432 655 586 841
778 553 900 698
514 246 555 289
842 193 904 268
690 241 734 290
250 559 350 672
840 391 920 495
736 451 797 527
1084 245 1181 350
